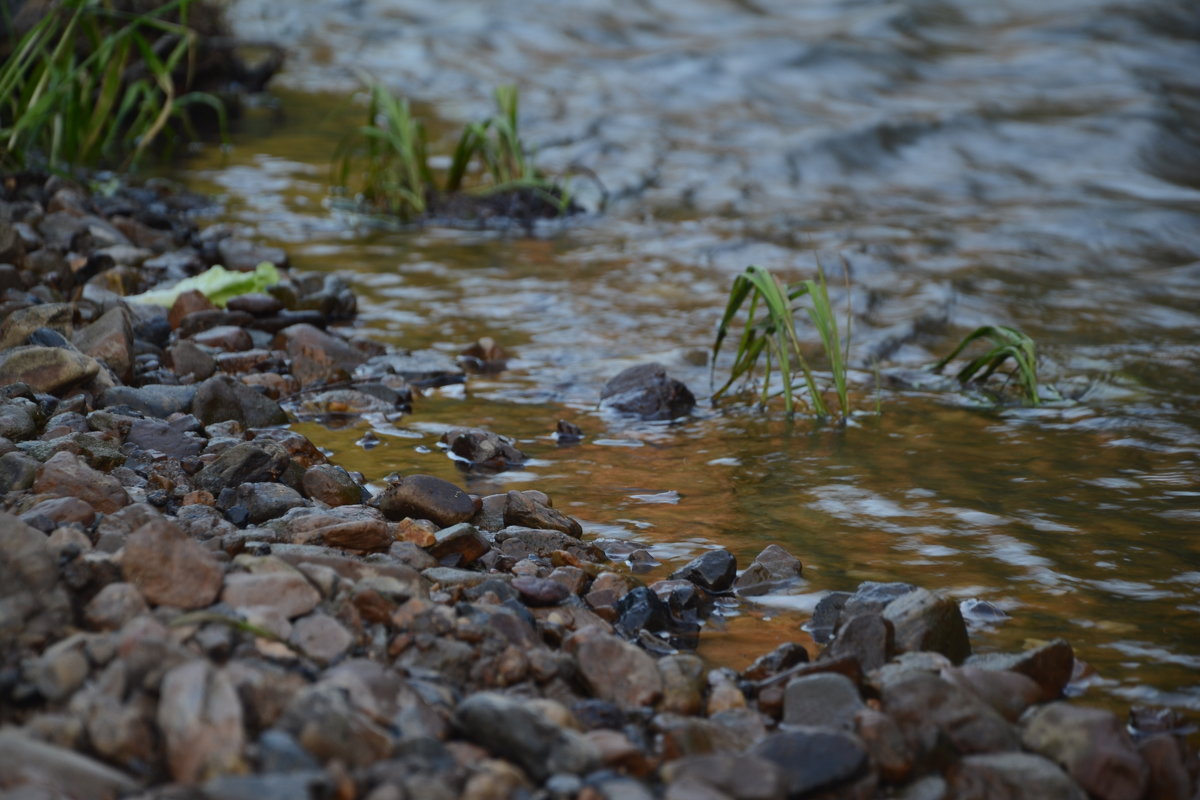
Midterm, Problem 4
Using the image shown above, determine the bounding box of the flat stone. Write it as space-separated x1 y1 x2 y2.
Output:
0 345 99 395
503 489 583 537
126 416 205 458
1021 702 1148 800
34 450 129 513
158 660 246 782
121 518 223 610
222 571 321 619
379 474 479 527
455 691 600 782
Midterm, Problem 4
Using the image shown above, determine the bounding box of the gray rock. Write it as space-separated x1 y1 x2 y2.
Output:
275 323 365 387
280 505 393 552
599 362 696 420
158 660 246 782
0 399 37 440
661 753 787 800
512 576 572 606
495 526 605 562
880 671 1019 764
455 691 600 781
290 612 353 664
222 571 321 619
356 351 464 386
883 587 971 664
20 495 97 533
824 612 894 673
168 339 217 381
0 727 139 799
232 482 308 524
201 772 330 800
84 582 149 631
126 416 205 458
278 682 394 766
379 474 479 527
733 544 803 595
0 450 38 492
1021 702 1148 800
948 751 1086 800
782 672 864 730
98 384 197 417
193 374 289 429
194 442 290 495
751 727 869 797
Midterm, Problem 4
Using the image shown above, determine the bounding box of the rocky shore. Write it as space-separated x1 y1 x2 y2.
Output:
0 172 1196 800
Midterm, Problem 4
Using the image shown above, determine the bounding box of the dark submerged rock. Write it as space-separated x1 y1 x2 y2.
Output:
600 362 696 420
670 548 737 592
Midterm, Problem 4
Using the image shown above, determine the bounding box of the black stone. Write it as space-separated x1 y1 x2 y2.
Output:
669 549 737 592
614 586 671 639
599 362 695 421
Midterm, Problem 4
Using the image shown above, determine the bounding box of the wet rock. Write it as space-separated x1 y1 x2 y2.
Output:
614 585 672 639
670 549 737 592
169 289 217 329
555 419 583 443
301 463 366 506
455 691 600 782
126 415 205 458
194 442 290 495
222 570 321 619
947 752 1086 800
98 384 197 417
275 323 365 386
600 362 696 420
0 728 139 799
751 727 869 797
428 522 490 566
121 518 223 609
1020 702 1148 800
158 660 246 782
34 450 129 513
0 345 100 394
72 304 133 380
441 426 526 470
0 449 39 492
883 587 971 664
966 638 1074 702
783 672 864 730
84 582 149 630
280 505 393 552
379 474 479 527
512 575 572 606
824 612 894 673
296 388 393 415
741 642 810 682
809 591 852 644
503 489 583 537
585 571 634 620
290 612 353 664
231 481 308 524
661 753 787 800
880 671 1019 765
193 374 289 428
733 544 803 595
566 626 664 709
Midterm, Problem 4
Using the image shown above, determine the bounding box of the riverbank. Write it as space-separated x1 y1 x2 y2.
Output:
1 171 1196 799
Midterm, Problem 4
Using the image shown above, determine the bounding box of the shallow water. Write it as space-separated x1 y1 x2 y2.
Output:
169 0 1200 711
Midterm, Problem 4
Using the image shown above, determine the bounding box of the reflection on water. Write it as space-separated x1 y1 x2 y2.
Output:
169 0 1200 710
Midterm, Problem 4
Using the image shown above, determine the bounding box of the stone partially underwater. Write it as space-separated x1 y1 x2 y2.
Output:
0 173 1196 799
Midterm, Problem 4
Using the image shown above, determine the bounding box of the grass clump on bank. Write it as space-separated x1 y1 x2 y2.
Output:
333 79 576 224
711 264 850 420
0 0 225 171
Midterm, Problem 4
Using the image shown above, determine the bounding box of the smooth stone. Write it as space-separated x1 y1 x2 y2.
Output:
512 575 572 606
0 303 74 349
277 683 394 767
125 416 205 458
880 671 1020 765
34 450 129 513
19 495 97 532
941 666 1041 723
167 339 217 381
855 707 914 784
121 518 223 610
1020 702 1148 800
280 505 393 552
658 653 707 716
0 728 139 799
72 305 133 380
301 463 366 506
740 642 810 682
98 384 196 417
232 482 308 524
84 582 149 631
566 626 663 710
0 345 99 395
883 587 971 664
0 399 37 440
222 571 321 619
289 612 353 664
191 324 254 352
661 753 787 800
825 612 894 673
947 752 1086 800
0 450 39 492
599 362 696 420
751 727 869 797
503 489 583 537
274 323 365 387
158 660 246 782
782 672 865 731
379 474 479 527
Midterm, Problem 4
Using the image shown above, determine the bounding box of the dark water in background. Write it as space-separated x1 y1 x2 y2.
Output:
170 0 1200 710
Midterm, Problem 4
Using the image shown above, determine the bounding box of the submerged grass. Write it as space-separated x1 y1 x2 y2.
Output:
711 263 850 419
0 0 225 170
334 78 572 222
931 324 1042 406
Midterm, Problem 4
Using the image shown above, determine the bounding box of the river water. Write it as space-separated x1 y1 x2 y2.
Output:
168 0 1200 711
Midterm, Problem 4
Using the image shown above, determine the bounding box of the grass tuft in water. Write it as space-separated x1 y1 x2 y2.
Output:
931 325 1041 406
0 0 225 170
334 78 573 222
711 263 849 419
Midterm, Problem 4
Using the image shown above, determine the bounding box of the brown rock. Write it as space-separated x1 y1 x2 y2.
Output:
394 517 437 547
34 450 129 513
158 660 245 783
1021 702 1148 800
881 671 1020 765
167 340 217 381
0 345 100 395
84 582 149 631
504 489 583 537
855 708 913 784
967 638 1074 702
0 302 74 350
193 442 290 495
428 522 490 566
71 305 133 381
379 474 479 527
586 571 635 620
250 428 328 469
301 463 365 506
824 612 894 673
733 543 803 595
20 495 97 532
283 505 393 552
947 752 1086 800
169 289 216 330
191 324 254 352
275 323 365 387
942 666 1041 723
121 519 223 609
290 612 353 664
513 575 572 606
883 587 971 664
222 571 321 619
566 626 663 709
1138 734 1192 800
